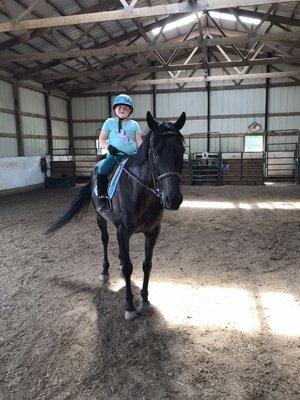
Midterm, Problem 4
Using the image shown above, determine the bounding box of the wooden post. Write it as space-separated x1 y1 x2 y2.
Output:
12 82 24 156
44 93 53 157
207 48 211 152
152 64 156 118
67 98 74 155
108 93 112 116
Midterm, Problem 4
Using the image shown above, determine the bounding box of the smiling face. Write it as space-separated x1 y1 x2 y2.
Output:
115 105 132 119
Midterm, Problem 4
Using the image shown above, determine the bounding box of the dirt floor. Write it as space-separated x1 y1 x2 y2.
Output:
0 183 299 400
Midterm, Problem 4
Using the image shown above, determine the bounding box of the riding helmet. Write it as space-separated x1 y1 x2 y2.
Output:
112 94 134 111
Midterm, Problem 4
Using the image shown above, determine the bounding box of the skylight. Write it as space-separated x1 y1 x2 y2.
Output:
152 13 201 35
152 10 261 35
209 11 261 25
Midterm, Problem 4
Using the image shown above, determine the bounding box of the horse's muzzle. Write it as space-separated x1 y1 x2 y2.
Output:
162 192 183 210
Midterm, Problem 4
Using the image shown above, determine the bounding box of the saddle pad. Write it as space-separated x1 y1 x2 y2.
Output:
108 158 128 199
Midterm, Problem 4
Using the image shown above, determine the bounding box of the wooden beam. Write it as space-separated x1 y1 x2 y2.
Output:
16 0 45 21
67 99 74 155
0 0 296 32
79 70 300 89
44 93 53 157
37 55 300 82
3 30 300 64
224 7 300 28
14 15 178 79
0 0 16 20
12 82 24 156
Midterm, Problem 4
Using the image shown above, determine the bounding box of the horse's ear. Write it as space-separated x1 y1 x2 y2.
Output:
174 112 186 131
146 111 158 132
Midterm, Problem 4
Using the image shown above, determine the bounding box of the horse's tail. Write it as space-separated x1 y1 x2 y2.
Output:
46 182 92 235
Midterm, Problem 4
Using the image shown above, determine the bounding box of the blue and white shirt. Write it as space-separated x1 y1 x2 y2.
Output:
101 117 141 155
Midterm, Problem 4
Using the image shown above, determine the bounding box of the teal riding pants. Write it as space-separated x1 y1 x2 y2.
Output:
98 153 126 175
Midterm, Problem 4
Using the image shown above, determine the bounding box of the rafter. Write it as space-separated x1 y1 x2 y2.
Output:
0 0 16 20
4 31 300 64
221 7 300 28
0 1 297 33
16 0 45 21
78 69 300 88
14 15 181 79
37 55 300 82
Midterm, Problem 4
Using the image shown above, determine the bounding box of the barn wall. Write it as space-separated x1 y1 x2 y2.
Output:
0 74 69 192
50 95 69 155
73 80 299 155
0 80 17 157
71 94 153 154
19 87 48 156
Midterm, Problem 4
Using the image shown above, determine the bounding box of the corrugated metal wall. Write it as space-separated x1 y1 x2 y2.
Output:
268 86 300 131
72 96 108 154
0 80 17 157
0 78 70 159
71 81 300 156
50 95 69 155
210 87 266 152
1 77 299 160
19 87 48 156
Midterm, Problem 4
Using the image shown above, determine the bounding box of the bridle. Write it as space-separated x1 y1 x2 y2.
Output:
116 131 182 200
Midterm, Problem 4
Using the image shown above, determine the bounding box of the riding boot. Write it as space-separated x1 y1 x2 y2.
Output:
96 174 111 212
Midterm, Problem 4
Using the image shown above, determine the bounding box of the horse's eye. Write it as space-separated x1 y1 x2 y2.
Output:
153 152 159 158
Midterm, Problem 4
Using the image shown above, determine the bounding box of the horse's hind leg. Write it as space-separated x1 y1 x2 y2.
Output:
96 214 110 282
138 225 161 316
117 226 136 320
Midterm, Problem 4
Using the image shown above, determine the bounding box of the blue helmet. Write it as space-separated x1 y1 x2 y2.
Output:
112 94 134 110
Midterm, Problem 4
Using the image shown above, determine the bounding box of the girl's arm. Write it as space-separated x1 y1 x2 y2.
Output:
99 130 109 149
136 134 143 148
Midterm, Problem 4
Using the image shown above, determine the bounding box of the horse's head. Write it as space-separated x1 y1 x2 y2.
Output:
146 111 186 210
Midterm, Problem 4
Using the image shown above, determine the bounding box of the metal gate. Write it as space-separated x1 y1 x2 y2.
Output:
188 133 222 185
74 147 98 181
265 130 300 182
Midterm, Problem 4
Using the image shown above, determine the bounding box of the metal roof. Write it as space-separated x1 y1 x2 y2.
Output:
0 0 299 94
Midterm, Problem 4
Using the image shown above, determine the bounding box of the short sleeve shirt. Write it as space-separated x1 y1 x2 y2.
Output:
101 118 141 155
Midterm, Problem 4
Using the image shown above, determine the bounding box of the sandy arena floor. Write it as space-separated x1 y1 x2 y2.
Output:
0 183 299 400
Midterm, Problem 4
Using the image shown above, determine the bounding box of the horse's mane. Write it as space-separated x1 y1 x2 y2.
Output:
128 124 185 168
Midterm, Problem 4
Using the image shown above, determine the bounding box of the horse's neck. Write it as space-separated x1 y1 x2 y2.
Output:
121 158 157 203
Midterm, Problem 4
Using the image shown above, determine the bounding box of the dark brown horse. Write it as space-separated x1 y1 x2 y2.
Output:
47 111 186 320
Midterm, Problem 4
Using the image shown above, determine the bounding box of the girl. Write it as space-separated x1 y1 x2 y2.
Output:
97 94 142 211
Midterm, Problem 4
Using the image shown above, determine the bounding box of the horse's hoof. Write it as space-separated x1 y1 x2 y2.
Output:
99 274 109 283
138 302 152 316
125 310 137 320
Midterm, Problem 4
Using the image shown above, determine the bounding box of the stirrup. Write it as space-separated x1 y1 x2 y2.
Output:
96 195 112 212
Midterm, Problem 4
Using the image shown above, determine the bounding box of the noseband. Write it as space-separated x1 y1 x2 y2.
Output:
148 131 182 197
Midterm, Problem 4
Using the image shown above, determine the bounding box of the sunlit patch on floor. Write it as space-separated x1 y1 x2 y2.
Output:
108 279 300 336
181 200 300 210
181 200 236 209
134 281 259 332
260 292 300 337
107 278 125 292
239 202 252 210
271 201 300 210
257 202 274 209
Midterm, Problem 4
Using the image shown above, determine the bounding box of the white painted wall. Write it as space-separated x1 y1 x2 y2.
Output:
0 156 44 191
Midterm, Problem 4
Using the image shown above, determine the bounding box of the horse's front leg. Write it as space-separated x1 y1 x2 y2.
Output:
117 225 136 320
97 214 110 282
138 225 161 316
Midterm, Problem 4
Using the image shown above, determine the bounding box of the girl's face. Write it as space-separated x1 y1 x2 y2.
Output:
115 105 132 119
